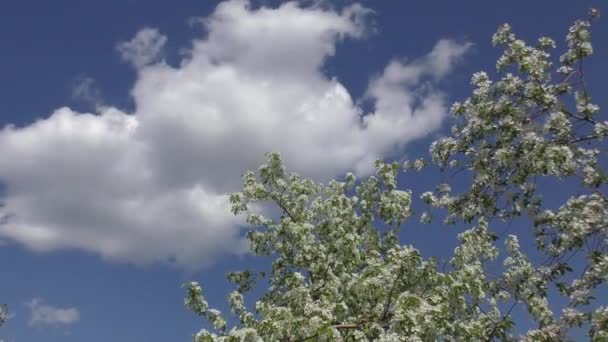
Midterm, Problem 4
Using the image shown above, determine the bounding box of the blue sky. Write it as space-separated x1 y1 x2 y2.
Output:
0 1 605 341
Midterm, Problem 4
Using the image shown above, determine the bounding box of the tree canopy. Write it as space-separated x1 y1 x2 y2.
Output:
185 10 607 341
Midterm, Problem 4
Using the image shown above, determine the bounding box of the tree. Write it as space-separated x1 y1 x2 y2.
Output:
185 10 607 341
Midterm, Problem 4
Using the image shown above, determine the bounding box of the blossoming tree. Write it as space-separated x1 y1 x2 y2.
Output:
185 10 606 341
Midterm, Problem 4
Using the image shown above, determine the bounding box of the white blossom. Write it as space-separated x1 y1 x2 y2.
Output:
185 11 606 341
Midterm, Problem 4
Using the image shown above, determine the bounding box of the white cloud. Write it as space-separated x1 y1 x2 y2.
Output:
26 298 80 327
117 27 167 68
71 76 104 109
0 108 242 267
0 0 469 268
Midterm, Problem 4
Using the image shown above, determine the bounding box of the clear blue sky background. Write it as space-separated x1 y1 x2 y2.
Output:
0 1 605 341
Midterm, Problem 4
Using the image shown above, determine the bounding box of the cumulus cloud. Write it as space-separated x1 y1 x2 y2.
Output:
26 298 80 327
117 27 167 68
0 0 470 268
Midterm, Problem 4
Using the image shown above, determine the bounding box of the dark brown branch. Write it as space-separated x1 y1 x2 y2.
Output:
381 266 406 322
268 192 299 223
486 300 518 341
563 109 597 125
569 134 601 144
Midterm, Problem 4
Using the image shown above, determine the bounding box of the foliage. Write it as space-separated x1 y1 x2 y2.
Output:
185 10 606 341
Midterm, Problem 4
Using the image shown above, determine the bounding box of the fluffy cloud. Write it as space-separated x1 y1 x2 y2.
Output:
26 298 80 327
116 27 167 68
0 0 469 268
0 108 242 267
